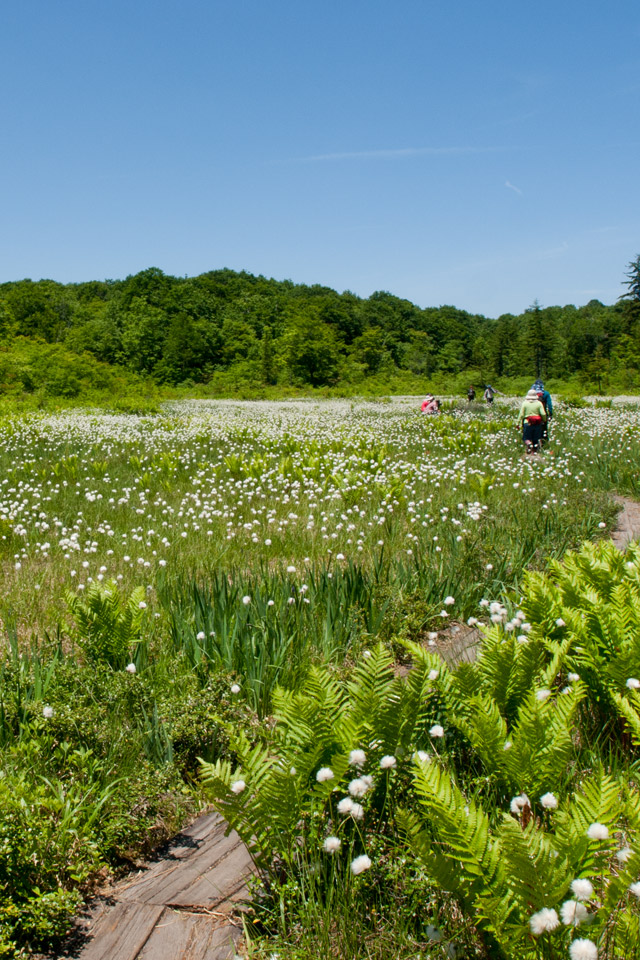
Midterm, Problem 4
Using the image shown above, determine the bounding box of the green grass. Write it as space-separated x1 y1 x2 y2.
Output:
0 396 638 957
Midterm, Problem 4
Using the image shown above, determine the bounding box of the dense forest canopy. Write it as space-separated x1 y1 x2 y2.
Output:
1 257 639 397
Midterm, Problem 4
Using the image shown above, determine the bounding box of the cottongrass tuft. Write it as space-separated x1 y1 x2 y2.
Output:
323 836 341 854
510 793 530 815
350 854 371 875
616 846 633 864
569 939 598 960
626 677 640 690
429 724 444 738
571 878 594 900
337 797 354 815
529 907 560 935
348 778 370 798
587 822 609 840
560 900 588 926
380 755 397 770
315 767 334 783
536 688 551 701
125 663 137 674
540 792 558 810
349 749 366 767
42 705 54 719
629 881 640 898
231 780 246 794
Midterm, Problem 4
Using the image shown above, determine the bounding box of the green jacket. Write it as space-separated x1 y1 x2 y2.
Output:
517 398 547 427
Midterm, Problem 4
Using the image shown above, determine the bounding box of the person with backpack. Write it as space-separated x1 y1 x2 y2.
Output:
517 388 547 454
532 380 553 445
467 385 476 402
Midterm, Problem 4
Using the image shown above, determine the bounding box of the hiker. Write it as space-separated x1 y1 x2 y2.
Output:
517 388 547 454
484 384 496 404
421 394 440 414
467 385 476 402
532 380 553 445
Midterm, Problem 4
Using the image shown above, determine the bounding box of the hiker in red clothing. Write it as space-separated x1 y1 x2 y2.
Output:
421 395 440 414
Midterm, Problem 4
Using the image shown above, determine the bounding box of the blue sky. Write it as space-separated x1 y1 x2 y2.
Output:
1 0 638 316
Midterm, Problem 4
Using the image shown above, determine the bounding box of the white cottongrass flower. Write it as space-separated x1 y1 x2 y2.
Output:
571 878 594 900
315 766 334 783
626 678 640 690
230 683 241 694
323 836 341 854
444 595 455 605
536 688 551 701
598 521 606 529
428 669 439 681
555 617 566 627
568 673 580 682
503 740 512 750
380 755 396 770
529 907 560 935
125 663 137 674
242 595 251 605
42 705 54 719
286 565 296 573
138 600 147 609
629 881 640 898
349 802 364 820
560 900 589 926
337 797 354 815
349 749 366 767
587 822 609 840
616 846 633 863
510 793 530 815
414 750 430 763
196 631 206 641
350 854 371 875
569 939 598 960
348 778 370 798
429 724 444 738
231 780 246 794
540 792 558 810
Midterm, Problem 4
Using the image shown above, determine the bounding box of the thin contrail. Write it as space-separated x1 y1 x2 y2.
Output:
292 146 501 162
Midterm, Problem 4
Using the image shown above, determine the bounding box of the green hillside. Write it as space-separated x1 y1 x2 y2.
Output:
1 257 639 400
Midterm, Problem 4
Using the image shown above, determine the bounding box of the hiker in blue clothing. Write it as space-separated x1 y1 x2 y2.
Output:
532 380 553 445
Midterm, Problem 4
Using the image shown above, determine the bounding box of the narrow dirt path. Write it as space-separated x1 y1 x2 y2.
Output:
71 811 254 960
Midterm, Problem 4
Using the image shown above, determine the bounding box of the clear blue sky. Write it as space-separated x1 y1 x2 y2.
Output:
1 0 638 317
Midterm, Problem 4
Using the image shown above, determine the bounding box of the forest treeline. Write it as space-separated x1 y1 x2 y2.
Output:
1 259 639 400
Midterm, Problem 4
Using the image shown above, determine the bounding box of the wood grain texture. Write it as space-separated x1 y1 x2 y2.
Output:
75 811 254 960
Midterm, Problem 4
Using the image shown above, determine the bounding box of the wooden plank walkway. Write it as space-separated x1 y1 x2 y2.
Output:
611 495 640 550
74 811 254 960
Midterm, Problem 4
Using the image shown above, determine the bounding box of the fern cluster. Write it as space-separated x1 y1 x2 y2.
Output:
66 580 147 669
200 540 640 958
